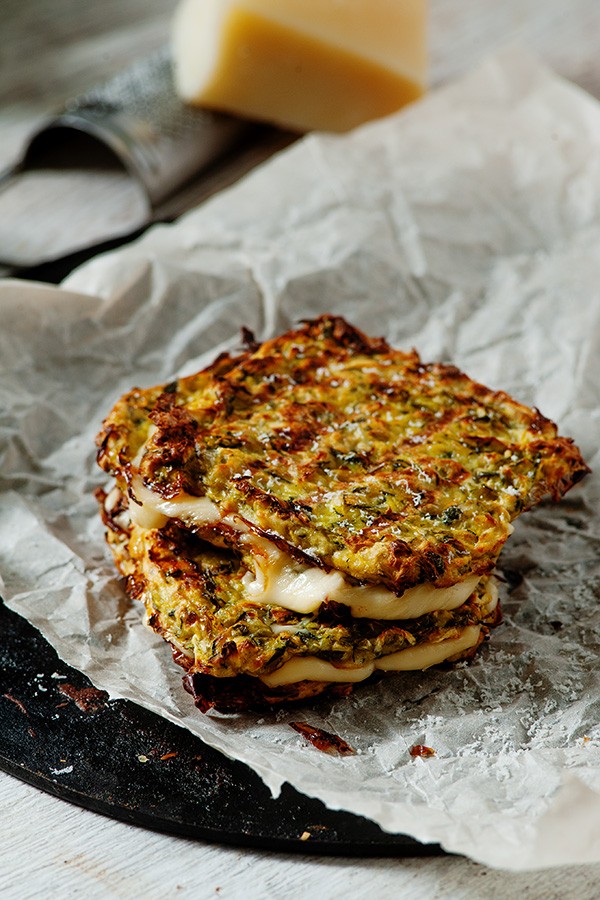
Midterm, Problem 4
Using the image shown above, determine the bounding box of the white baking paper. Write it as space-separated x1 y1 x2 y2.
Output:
1 49 600 871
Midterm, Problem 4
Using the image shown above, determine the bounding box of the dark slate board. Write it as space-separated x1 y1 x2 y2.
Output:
0 598 444 856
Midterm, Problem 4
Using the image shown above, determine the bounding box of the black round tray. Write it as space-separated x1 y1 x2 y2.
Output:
0 598 443 856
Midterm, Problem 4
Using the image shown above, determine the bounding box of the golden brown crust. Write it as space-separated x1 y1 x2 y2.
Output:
97 484 500 710
95 315 589 711
97 315 590 592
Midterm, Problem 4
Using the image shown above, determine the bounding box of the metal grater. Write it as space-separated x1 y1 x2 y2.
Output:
16 47 248 207
0 48 296 274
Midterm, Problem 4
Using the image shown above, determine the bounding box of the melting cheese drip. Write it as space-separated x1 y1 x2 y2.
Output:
242 533 480 619
127 480 483 620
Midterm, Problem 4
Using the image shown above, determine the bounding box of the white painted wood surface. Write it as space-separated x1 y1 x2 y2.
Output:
2 772 600 899
2 1 600 896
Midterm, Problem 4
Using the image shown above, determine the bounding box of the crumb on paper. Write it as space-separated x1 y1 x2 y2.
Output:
409 744 436 759
290 722 356 756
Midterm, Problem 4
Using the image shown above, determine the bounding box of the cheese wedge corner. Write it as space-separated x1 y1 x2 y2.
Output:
172 0 427 133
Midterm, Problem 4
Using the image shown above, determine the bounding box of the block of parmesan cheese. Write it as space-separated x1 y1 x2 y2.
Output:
172 0 427 133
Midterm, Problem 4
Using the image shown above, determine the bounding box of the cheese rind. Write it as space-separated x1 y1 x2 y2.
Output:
172 0 427 133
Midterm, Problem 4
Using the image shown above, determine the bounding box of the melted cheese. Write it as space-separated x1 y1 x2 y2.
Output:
482 577 499 615
129 476 221 531
172 0 426 133
374 625 481 671
260 657 375 688
260 626 481 686
126 483 483 620
242 534 480 618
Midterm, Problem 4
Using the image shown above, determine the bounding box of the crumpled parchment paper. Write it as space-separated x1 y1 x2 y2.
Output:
1 48 600 870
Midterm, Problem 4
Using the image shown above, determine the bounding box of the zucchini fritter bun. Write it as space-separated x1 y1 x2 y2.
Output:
96 316 589 712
